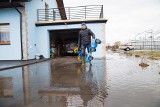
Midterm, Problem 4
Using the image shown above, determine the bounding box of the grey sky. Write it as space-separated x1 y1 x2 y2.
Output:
63 0 160 45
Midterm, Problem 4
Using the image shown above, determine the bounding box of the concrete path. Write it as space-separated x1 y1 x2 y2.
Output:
0 59 49 71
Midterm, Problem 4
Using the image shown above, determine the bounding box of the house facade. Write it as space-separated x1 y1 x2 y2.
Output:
0 0 107 60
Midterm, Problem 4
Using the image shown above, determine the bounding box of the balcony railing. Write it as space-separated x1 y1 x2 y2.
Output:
37 5 103 21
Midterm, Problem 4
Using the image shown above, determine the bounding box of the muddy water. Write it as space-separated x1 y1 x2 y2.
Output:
0 53 160 107
106 52 160 107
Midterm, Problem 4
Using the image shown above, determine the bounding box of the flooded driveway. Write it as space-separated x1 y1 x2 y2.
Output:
0 53 160 107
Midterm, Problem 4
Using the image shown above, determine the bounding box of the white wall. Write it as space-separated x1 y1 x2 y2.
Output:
0 0 59 60
36 23 106 59
25 0 59 59
0 8 21 60
0 0 106 60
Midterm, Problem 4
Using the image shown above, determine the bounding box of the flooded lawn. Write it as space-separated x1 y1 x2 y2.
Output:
106 52 160 107
0 53 160 107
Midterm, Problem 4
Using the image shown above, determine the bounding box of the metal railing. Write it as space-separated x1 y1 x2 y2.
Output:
37 5 103 21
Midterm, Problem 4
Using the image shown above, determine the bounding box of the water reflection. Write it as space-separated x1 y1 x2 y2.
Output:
106 52 160 107
38 59 108 107
3 52 160 107
0 59 108 107
22 66 31 106
0 77 13 98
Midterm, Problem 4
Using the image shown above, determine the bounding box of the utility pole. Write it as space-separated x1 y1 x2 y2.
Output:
135 33 140 50
151 31 153 52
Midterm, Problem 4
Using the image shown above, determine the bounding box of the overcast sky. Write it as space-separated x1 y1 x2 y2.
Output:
63 0 160 45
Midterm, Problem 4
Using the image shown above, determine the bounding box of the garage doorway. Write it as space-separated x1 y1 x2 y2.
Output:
49 28 80 57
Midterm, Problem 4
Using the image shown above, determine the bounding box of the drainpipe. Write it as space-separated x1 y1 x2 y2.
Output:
14 7 24 60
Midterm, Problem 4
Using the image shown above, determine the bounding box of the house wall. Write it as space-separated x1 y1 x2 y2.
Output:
36 23 106 59
0 8 21 60
25 0 59 59
0 0 59 60
0 1 106 60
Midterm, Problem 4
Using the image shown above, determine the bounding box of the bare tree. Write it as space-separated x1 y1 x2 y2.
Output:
113 41 121 49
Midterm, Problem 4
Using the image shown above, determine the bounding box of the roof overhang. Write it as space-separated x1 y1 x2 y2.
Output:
0 0 31 8
0 0 31 1
35 18 108 26
56 0 67 20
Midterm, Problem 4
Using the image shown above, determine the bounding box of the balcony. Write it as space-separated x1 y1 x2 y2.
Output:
37 5 104 22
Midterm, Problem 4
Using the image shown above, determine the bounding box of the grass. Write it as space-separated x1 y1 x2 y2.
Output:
132 51 160 60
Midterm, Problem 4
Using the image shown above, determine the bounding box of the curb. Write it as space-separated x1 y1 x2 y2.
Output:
0 59 50 71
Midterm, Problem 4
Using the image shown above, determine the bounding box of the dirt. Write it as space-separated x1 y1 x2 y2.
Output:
139 62 149 67
135 55 140 57
132 51 160 60
148 56 159 60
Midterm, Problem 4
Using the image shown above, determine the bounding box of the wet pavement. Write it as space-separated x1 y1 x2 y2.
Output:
0 53 160 107
0 59 49 71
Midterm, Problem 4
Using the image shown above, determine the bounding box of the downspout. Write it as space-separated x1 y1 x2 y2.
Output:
14 7 24 60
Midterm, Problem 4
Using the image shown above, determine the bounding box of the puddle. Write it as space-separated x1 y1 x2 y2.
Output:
0 52 160 107
0 58 107 107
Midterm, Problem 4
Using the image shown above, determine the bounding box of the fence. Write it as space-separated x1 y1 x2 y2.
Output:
131 39 160 51
37 5 103 21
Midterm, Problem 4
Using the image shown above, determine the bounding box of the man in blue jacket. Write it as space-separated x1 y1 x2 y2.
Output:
78 22 95 65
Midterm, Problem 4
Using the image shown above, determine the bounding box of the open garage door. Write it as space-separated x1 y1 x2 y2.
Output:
49 28 80 57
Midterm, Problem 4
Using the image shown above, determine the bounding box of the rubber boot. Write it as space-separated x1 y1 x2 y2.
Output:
89 61 92 66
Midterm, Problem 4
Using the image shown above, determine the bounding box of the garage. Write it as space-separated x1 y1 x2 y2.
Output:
36 20 107 59
49 28 81 57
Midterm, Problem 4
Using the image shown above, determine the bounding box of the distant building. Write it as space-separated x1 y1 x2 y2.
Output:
0 0 107 60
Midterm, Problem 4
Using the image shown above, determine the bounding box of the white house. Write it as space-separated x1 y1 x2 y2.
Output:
0 0 107 60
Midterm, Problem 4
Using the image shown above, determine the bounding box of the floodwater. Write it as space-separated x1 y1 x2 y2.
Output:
0 52 160 107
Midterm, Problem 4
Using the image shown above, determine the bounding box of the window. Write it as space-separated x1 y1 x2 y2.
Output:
0 23 10 45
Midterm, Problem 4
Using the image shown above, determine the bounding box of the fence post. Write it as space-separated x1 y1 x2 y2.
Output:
68 7 70 20
37 9 39 21
53 9 55 21
85 6 87 19
151 32 153 52
101 5 103 18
